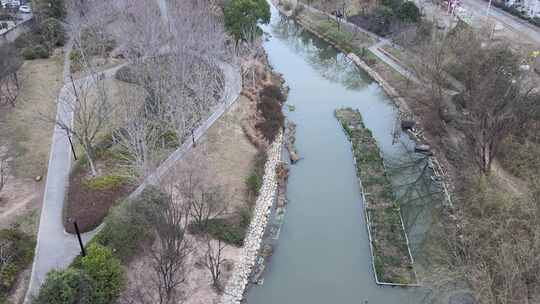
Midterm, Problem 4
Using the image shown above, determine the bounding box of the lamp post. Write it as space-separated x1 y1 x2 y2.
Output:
66 130 77 160
70 219 86 257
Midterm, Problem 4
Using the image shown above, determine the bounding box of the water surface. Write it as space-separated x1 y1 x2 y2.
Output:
247 7 432 304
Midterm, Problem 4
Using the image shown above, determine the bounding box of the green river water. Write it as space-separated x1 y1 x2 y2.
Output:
247 5 438 304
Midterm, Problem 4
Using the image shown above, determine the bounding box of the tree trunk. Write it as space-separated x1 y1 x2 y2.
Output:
83 141 97 176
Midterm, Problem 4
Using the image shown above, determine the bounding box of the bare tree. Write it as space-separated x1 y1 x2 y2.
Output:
240 25 265 88
113 87 161 178
150 192 192 304
114 0 231 147
0 43 23 107
176 169 228 231
202 236 227 291
406 26 539 174
52 68 112 175
456 42 537 174
423 177 540 304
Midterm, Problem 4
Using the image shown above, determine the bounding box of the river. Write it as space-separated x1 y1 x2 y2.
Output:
247 4 437 304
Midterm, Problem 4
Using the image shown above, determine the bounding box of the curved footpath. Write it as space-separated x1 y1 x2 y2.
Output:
24 50 241 302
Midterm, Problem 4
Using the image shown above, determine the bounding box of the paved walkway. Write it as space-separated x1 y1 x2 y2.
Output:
368 40 421 83
23 41 127 301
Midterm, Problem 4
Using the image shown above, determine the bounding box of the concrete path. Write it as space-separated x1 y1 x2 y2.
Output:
23 42 127 301
368 40 420 83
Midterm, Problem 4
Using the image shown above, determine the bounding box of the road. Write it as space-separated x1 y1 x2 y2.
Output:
463 0 540 45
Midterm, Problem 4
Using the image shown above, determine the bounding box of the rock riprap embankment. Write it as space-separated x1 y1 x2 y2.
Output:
221 132 283 304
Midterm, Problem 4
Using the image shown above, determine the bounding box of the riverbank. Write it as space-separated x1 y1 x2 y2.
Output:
335 108 418 286
273 0 454 208
220 132 283 304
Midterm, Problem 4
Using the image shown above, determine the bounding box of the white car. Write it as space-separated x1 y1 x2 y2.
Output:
19 5 31 13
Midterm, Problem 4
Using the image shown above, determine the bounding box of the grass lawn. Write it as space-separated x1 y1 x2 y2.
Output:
0 53 64 304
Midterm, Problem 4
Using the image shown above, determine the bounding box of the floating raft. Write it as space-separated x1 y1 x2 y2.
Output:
335 108 419 286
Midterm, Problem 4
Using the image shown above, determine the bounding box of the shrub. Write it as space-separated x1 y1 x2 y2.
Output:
239 206 252 228
14 32 42 49
159 130 180 149
94 187 168 261
246 172 263 196
80 28 116 56
189 218 246 246
397 1 420 23
33 269 93 304
35 0 66 19
22 47 37 60
381 0 403 13
41 18 66 48
0 229 34 296
114 65 139 84
256 119 283 142
69 49 82 71
33 45 50 58
80 244 124 304
256 93 285 142
82 175 125 191
260 84 285 102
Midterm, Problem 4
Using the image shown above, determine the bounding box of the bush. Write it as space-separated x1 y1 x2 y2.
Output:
80 244 124 304
22 47 37 60
0 229 34 297
246 173 263 196
260 84 285 103
190 218 246 246
41 18 66 48
94 187 168 261
239 206 253 228
35 0 66 19
80 27 116 57
82 175 126 191
381 0 403 12
256 92 285 142
22 44 50 60
114 65 139 84
69 49 82 71
33 269 93 304
34 45 49 58
398 1 420 23
14 32 42 49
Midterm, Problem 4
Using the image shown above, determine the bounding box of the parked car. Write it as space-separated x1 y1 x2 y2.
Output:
18 5 30 13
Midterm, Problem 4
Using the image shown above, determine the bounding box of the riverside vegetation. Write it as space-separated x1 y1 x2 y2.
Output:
335 108 416 285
